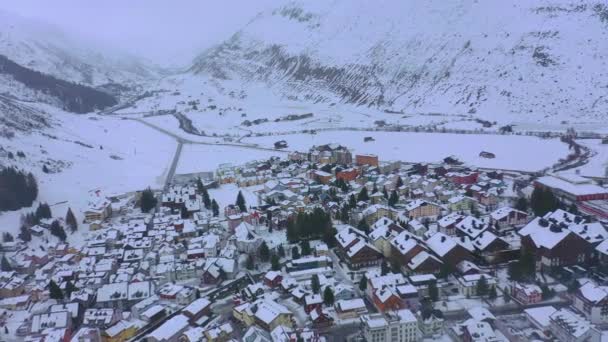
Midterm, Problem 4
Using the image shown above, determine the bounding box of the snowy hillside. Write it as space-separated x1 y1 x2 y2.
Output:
188 0 608 123
0 10 159 90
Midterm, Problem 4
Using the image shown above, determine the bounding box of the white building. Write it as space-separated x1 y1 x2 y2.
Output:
361 309 420 342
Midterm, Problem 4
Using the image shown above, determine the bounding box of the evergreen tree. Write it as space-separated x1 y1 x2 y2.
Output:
382 186 389 199
504 286 511 303
372 183 378 194
358 219 370 234
50 220 67 241
271 254 280 271
340 205 350 223
488 286 497 300
515 197 528 212
35 202 52 220
396 176 404 188
0 167 38 211
236 191 247 212
476 276 489 297
428 280 438 302
388 190 399 207
439 263 453 280
139 188 157 213
65 207 78 232
530 187 560 217
42 165 49 173
2 233 13 243
287 220 299 243
64 281 77 298
359 275 367 291
291 246 300 260
349 194 357 209
277 245 285 258
180 205 189 219
49 280 64 300
311 274 320 294
357 187 369 202
380 260 390 276
197 178 211 209
323 286 335 305
245 255 254 270
18 225 31 243
1 255 12 272
211 200 219 217
300 240 311 256
259 242 270 262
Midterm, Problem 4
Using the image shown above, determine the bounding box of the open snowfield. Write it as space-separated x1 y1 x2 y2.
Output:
243 130 568 172
208 183 262 213
574 139 608 178
0 107 176 244
175 143 286 175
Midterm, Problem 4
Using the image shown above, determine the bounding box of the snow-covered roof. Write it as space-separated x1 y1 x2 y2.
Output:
147 314 189 340
549 308 593 338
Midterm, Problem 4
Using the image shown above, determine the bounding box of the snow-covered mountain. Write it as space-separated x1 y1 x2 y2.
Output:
189 0 608 122
0 10 158 89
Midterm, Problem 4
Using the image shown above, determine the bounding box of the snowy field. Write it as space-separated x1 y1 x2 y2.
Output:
175 144 286 175
243 131 568 172
208 183 263 212
0 108 176 243
574 139 608 178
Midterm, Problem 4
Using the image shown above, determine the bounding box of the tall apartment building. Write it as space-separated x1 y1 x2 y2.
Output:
361 309 420 342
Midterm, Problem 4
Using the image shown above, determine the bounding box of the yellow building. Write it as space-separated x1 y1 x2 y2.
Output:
102 320 140 342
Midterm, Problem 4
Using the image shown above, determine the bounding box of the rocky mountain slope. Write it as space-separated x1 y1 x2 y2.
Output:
190 0 608 122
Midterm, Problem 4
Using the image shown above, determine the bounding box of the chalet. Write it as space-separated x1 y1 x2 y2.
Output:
455 216 489 239
548 308 599 342
372 286 403 312
406 251 442 275
472 231 510 263
511 282 542 305
425 233 473 267
263 271 283 288
146 314 190 342
518 214 591 270
335 298 367 319
490 207 528 228
437 213 464 236
182 297 212 324
335 226 382 269
573 281 608 324
458 274 497 297
310 307 333 328
390 231 426 267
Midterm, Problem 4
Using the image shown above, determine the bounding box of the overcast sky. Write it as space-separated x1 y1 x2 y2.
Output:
0 0 283 66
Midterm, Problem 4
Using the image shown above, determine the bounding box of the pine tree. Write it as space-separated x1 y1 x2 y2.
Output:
381 260 390 276
357 187 369 202
300 240 311 255
515 197 528 212
245 255 254 270
340 205 350 223
197 178 211 209
139 188 157 213
180 205 189 219
382 186 389 199
1 255 12 272
428 280 438 302
388 190 399 207
372 183 378 194
211 200 219 217
287 220 299 242
311 274 320 294
42 165 49 173
18 225 32 242
291 246 300 260
488 286 497 300
49 280 64 300
259 242 270 262
277 245 285 258
359 275 368 291
476 276 489 297
236 191 247 212
65 207 78 232
50 220 67 241
35 202 52 220
503 286 511 303
358 219 370 234
323 286 335 305
349 194 357 209
396 176 404 188
64 281 78 298
2 233 13 243
271 254 280 271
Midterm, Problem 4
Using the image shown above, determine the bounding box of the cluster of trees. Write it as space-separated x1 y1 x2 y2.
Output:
286 207 336 247
49 279 78 300
50 220 67 241
139 188 157 213
508 251 536 282
196 178 219 217
530 187 560 217
0 167 38 211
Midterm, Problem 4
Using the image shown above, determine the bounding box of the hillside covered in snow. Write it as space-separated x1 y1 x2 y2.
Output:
188 0 608 123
